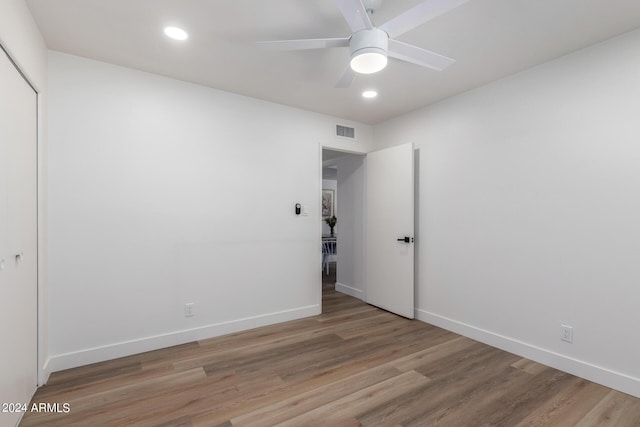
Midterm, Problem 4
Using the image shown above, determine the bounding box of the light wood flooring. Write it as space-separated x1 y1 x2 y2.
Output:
21 263 640 426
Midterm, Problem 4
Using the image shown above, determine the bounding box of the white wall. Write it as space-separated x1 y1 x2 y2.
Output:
335 154 365 299
0 0 46 85
46 51 373 371
374 29 640 397
0 0 48 390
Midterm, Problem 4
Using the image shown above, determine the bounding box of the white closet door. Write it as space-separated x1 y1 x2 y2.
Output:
0 46 38 423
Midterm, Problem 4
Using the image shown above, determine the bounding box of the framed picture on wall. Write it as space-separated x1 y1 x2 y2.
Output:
322 189 334 218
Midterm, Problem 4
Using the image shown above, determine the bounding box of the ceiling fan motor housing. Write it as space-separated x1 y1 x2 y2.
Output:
349 28 389 74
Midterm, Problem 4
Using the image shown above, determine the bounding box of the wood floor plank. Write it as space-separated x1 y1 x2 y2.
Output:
175 324 335 371
576 390 640 427
188 335 453 425
357 345 521 426
189 346 425 425
20 281 640 426
515 379 611 427
230 365 403 426
20 367 207 426
389 335 478 372
511 357 551 376
199 333 346 375
174 312 384 373
39 358 142 395
408 360 572 427
275 370 431 427
316 303 378 322
334 312 406 339
31 363 175 402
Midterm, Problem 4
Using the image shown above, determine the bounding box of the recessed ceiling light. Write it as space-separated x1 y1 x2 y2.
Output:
362 90 378 99
164 26 188 41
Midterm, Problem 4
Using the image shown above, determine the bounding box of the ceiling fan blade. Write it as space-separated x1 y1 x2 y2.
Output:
379 0 469 39
257 37 350 51
388 39 455 71
335 66 356 88
336 0 373 33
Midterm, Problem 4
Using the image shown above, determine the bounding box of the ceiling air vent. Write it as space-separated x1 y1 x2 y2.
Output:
336 124 355 139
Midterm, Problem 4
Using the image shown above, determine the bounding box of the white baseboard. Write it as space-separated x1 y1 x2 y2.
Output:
415 308 640 399
46 304 320 375
40 358 52 386
335 282 364 300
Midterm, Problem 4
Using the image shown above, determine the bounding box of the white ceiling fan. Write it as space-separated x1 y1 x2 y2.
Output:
258 0 469 87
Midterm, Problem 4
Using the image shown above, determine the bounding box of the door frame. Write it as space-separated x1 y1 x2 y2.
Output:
319 145 368 307
319 142 418 317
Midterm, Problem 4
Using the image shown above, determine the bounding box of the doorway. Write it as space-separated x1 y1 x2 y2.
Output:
320 143 416 319
321 149 366 310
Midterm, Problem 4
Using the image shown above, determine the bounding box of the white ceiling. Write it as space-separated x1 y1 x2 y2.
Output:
26 0 640 125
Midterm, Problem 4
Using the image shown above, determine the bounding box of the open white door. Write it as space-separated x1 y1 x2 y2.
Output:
365 143 414 318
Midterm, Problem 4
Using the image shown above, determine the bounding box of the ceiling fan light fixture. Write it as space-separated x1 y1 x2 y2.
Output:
349 28 389 74
350 49 388 74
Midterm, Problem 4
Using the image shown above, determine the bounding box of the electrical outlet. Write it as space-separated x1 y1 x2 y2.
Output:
561 324 573 343
184 303 194 317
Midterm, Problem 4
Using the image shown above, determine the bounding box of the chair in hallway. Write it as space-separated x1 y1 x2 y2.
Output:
321 238 337 275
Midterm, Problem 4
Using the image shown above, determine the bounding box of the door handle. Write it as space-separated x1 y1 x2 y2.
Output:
397 237 413 243
15 253 24 262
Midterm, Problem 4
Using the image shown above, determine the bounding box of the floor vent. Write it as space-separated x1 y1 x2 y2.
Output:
336 124 355 139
